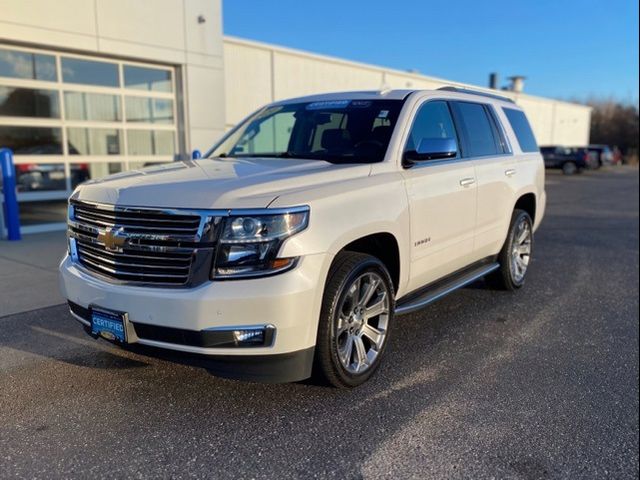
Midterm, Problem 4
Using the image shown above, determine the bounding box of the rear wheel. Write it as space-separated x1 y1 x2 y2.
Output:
486 209 533 291
314 251 395 388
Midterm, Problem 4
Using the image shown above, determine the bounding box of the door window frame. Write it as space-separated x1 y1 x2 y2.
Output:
401 98 466 169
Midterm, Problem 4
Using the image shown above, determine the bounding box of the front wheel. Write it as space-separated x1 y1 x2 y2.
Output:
314 251 395 388
562 162 578 175
486 209 534 291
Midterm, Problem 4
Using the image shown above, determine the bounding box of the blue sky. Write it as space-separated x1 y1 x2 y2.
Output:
223 0 639 103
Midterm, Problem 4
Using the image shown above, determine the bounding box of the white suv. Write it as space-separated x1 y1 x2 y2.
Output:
59 87 546 387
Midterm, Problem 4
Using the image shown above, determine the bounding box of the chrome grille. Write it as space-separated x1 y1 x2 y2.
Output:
68 200 217 287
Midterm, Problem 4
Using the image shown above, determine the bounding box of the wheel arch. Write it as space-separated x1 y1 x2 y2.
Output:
339 232 401 293
514 192 537 223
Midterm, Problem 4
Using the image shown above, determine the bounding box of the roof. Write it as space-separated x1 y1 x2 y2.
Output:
271 87 519 107
272 89 415 105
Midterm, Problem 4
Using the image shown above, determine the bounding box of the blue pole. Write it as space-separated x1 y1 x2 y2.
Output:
0 148 21 241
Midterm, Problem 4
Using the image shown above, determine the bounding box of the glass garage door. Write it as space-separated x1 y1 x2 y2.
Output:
0 44 179 233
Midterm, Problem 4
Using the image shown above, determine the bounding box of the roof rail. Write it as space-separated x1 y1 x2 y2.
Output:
437 86 515 104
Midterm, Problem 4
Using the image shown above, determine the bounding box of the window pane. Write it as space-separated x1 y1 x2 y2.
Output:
61 57 119 87
0 126 62 154
503 108 539 152
127 130 175 155
229 110 297 155
124 65 172 92
19 199 68 225
405 101 458 153
67 128 122 155
453 102 499 157
64 91 121 121
70 162 122 188
0 48 57 81
15 163 67 192
125 97 174 123
0 86 60 118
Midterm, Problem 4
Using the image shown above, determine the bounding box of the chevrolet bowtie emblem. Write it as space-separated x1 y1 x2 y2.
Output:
98 227 127 252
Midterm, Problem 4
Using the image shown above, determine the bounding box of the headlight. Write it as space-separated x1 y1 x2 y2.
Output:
212 207 309 279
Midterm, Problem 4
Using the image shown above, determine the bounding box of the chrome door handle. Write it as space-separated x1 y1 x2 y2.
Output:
505 169 517 177
459 177 476 187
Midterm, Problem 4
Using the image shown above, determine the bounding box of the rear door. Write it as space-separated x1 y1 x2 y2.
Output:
450 101 515 261
400 100 478 292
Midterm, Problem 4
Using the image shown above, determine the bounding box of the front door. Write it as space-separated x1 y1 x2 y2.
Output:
401 100 477 293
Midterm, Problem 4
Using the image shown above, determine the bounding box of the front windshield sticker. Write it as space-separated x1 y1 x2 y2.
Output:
306 100 351 110
350 100 372 108
378 110 389 118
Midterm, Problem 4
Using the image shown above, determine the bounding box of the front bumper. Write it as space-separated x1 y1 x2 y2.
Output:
59 252 332 381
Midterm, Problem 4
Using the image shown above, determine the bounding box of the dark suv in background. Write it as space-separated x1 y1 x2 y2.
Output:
540 146 592 174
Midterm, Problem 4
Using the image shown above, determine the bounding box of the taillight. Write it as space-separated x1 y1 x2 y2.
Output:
15 164 35 173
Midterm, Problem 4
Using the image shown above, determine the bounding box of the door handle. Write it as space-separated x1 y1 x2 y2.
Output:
505 169 517 177
459 177 476 187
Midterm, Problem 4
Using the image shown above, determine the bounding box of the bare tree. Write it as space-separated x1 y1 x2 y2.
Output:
587 98 639 163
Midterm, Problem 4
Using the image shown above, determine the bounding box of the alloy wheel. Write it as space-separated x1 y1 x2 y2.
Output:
510 218 532 283
335 272 390 374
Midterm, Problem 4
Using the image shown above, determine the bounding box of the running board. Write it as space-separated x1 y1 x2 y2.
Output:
395 262 500 316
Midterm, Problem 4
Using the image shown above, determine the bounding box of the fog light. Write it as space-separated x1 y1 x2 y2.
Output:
231 325 275 346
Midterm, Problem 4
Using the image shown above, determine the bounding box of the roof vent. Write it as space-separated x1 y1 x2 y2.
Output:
507 75 526 93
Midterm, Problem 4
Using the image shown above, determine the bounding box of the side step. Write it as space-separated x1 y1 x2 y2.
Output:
395 262 500 316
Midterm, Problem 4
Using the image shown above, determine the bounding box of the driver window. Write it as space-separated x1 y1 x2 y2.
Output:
405 101 458 154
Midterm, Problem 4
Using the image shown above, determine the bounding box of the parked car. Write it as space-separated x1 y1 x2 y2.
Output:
59 87 546 387
588 144 615 167
540 145 591 174
16 163 89 192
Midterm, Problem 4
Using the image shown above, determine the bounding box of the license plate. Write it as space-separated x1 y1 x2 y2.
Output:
91 307 127 343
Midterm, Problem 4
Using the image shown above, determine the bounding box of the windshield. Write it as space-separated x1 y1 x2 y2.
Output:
209 99 405 164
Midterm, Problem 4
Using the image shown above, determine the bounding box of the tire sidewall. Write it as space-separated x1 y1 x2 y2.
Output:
505 210 533 289
563 162 577 175
326 257 395 387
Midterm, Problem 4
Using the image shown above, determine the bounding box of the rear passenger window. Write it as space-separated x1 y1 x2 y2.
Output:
503 108 538 152
452 102 500 157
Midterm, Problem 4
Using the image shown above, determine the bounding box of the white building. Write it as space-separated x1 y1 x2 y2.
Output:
0 0 590 233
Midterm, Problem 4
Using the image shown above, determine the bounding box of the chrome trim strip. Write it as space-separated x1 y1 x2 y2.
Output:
70 229 196 254
78 248 191 271
76 241 192 262
395 263 500 315
73 214 200 233
134 338 275 356
69 309 91 327
69 219 201 243
79 256 189 280
203 324 276 332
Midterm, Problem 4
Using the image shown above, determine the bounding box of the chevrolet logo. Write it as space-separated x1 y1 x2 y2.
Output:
97 227 127 252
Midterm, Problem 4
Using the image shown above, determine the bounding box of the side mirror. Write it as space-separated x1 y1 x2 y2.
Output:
404 137 457 164
191 149 202 160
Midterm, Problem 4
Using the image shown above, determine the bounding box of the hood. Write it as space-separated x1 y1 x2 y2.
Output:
72 157 371 209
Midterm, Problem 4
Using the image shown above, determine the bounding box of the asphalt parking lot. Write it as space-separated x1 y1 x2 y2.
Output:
1 166 638 479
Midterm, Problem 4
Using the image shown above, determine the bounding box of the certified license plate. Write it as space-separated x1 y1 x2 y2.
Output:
91 307 127 343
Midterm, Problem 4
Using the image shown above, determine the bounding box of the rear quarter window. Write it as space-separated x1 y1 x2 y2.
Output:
503 108 539 153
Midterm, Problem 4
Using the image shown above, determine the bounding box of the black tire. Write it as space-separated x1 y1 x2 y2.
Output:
486 209 534 291
313 251 395 388
562 162 577 175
